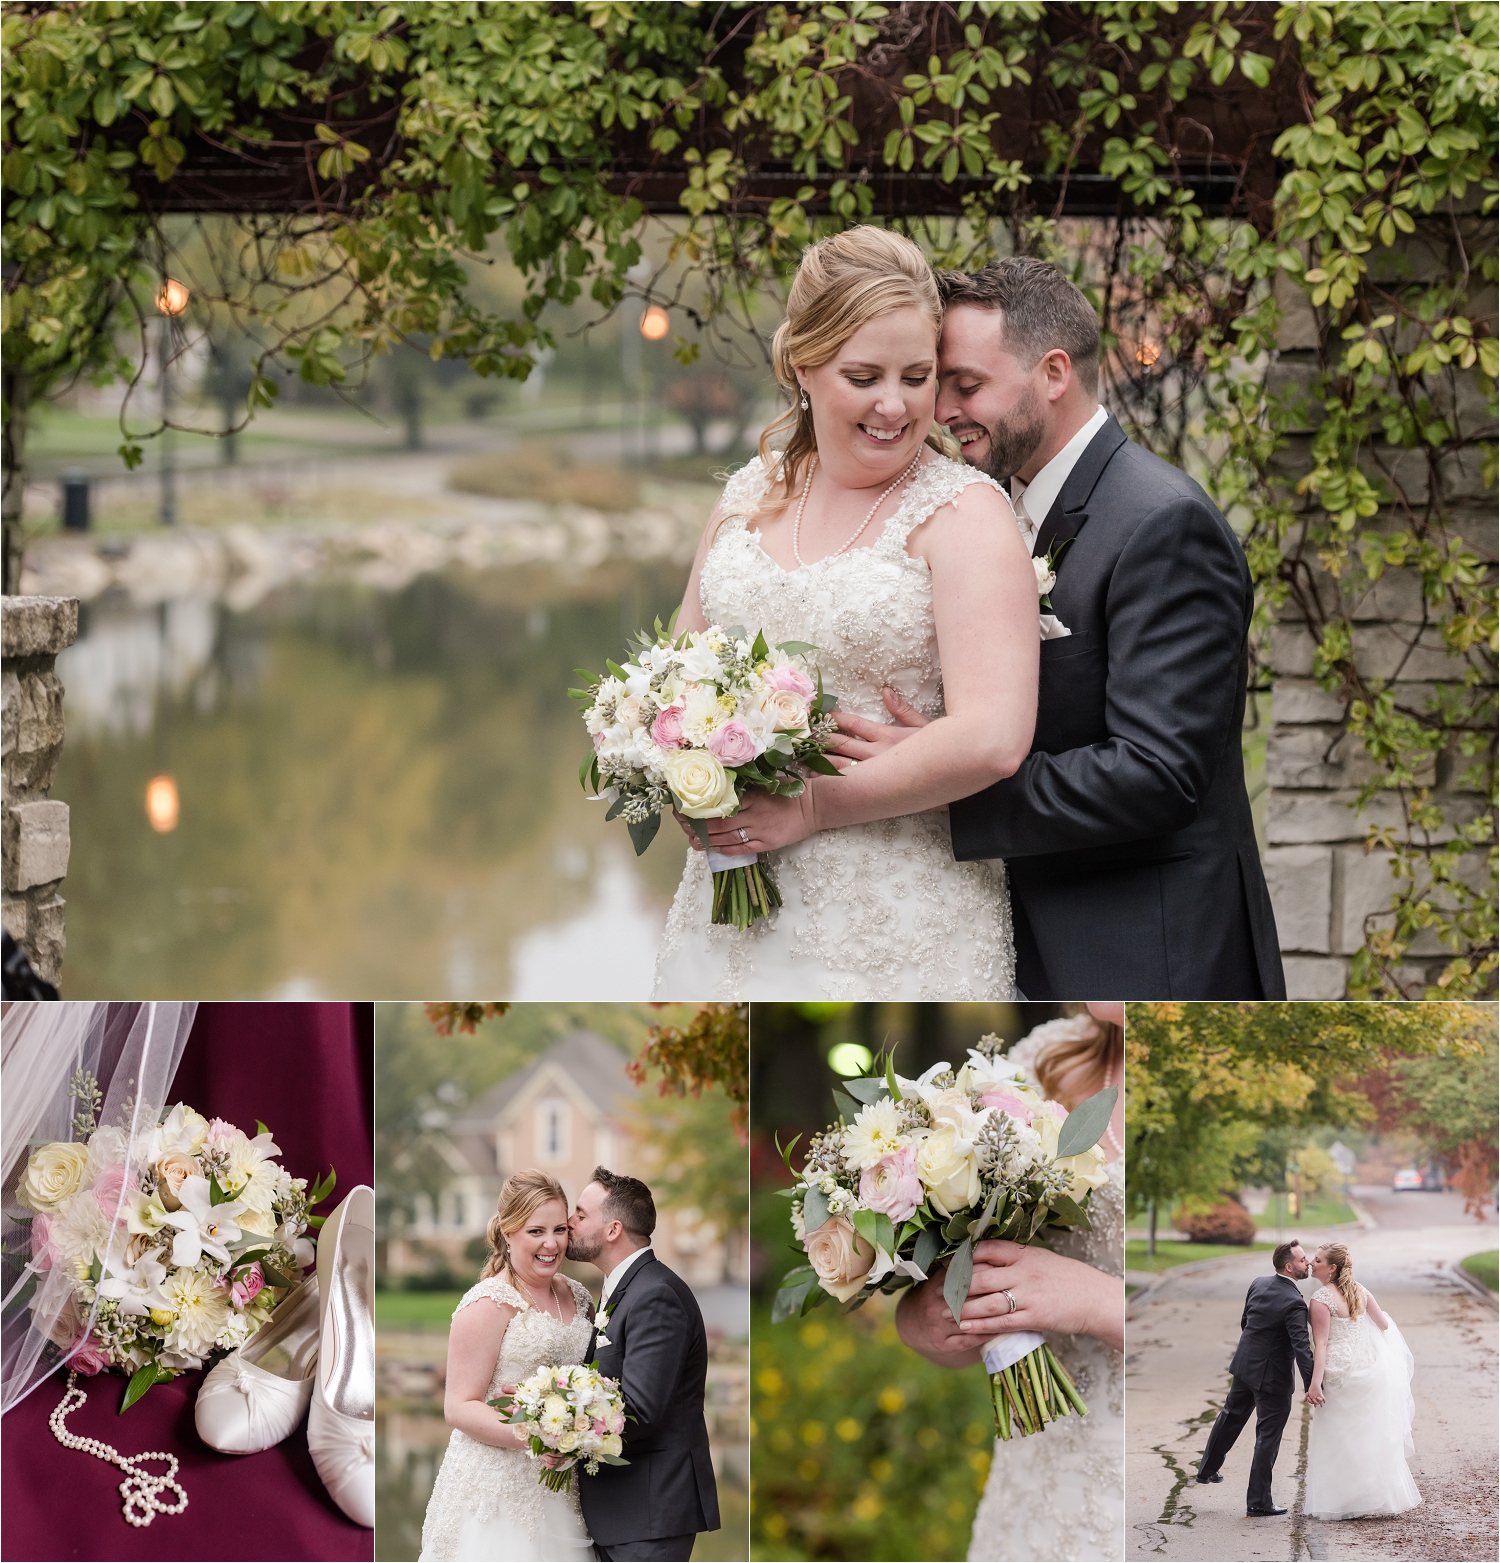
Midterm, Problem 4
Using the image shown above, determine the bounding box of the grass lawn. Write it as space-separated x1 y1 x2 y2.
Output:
1125 1238 1277 1273
376 1289 467 1332
1461 1250 1498 1292
1255 1193 1356 1229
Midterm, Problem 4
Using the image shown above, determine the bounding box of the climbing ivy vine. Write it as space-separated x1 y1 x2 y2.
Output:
3 1 1495 993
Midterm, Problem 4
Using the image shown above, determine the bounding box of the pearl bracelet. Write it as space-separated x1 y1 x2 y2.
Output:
49 1371 189 1528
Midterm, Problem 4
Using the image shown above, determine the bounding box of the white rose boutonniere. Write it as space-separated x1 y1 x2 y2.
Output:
1035 537 1073 639
594 1306 612 1350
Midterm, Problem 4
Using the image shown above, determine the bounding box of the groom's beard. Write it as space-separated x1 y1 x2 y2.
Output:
566 1233 603 1263
974 384 1047 483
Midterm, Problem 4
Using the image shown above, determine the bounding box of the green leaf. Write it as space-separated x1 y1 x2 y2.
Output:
119 1360 163 1413
802 1185 831 1234
912 1225 940 1277
626 811 660 855
943 1237 973 1325
831 1087 860 1124
256 1120 270 1137
775 640 817 654
772 1277 817 1323
260 1262 294 1287
841 1075 889 1105
852 1206 880 1252
1055 1086 1117 1159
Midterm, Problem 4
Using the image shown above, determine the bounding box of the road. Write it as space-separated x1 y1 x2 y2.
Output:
1127 1213 1498 1562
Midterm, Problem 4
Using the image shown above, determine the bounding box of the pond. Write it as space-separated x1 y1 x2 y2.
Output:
53 560 692 998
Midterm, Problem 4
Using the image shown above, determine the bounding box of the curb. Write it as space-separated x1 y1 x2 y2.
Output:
1447 1257 1499 1311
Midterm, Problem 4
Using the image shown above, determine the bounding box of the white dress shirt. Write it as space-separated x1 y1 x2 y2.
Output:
600 1244 653 1309
1011 403 1109 553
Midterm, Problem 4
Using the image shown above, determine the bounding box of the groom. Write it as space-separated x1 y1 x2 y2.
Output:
839 256 1285 999
566 1167 720 1561
1195 1240 1315 1515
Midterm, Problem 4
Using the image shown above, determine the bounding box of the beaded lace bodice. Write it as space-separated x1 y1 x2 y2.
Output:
653 453 1019 1000
419 1275 594 1560
967 1035 1124 1563
1311 1285 1377 1385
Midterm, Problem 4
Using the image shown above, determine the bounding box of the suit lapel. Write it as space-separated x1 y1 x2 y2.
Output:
1030 414 1128 561
601 1251 656 1328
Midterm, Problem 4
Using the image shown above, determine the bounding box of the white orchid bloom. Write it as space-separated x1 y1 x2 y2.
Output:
895 1062 952 1104
164 1175 247 1268
955 1048 1028 1096
867 1248 933 1289
678 637 724 684
97 1254 173 1318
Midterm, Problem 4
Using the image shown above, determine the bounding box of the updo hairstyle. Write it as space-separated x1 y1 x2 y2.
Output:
479 1169 568 1304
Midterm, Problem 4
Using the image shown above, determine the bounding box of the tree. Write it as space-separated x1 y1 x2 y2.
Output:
5 3 1494 987
1125 1000 1487 1218
628 1001 749 1143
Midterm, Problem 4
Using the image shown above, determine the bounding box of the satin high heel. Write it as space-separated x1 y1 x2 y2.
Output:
195 1275 321 1454
307 1185 375 1528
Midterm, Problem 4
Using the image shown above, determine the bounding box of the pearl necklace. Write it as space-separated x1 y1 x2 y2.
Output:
50 1371 189 1528
1103 1055 1123 1160
791 452 923 567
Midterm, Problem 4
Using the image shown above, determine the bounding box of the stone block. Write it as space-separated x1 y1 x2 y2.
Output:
0 668 17 759
1272 680 1347 725
1266 788 1405 845
2 892 26 941
1270 624 1318 679
1358 446 1429 507
1267 727 1346 790
16 667 64 757
9 800 70 890
1273 269 1320 352
1282 956 1349 1000
1264 357 1325 432
1350 622 1466 682
0 596 79 659
26 893 65 986
1436 448 1493 503
1264 846 1333 953
1333 843 1402 955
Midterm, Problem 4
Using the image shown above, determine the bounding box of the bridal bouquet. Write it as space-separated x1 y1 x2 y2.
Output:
15 1074 335 1410
489 1362 630 1491
772 1036 1116 1440
573 614 840 929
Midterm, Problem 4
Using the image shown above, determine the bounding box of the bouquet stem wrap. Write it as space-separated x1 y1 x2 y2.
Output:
706 849 782 929
981 1333 1088 1440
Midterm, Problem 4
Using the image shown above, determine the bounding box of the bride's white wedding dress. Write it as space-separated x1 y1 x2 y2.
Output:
419 1275 595 1562
652 453 1017 1000
968 1033 1124 1562
1303 1284 1421 1520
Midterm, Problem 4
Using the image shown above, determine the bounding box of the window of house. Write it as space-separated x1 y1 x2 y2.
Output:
538 1098 569 1163
452 1191 466 1230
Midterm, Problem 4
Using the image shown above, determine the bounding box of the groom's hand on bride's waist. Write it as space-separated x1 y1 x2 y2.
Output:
828 688 930 763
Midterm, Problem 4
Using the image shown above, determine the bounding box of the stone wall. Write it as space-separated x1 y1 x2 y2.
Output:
1263 221 1496 998
2 595 79 986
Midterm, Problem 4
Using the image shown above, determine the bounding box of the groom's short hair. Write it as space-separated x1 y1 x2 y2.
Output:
1272 1239 1302 1273
591 1166 656 1241
938 257 1100 395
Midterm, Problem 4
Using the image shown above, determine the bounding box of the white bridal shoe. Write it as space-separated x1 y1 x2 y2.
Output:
307 1184 376 1528
195 1274 321 1453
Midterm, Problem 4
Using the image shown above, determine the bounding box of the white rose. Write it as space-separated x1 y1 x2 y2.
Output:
557 1429 580 1453
1033 556 1056 596
601 1432 623 1458
662 748 738 818
758 686 809 734
915 1124 981 1217
17 1143 90 1212
804 1216 876 1303
924 1088 984 1140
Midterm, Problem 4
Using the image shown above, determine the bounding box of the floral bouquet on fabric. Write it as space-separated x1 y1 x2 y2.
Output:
15 1074 335 1411
488 1362 630 1492
573 613 841 929
772 1036 1116 1440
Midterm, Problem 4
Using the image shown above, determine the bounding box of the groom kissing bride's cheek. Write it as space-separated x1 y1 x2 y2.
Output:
830 257 1287 1001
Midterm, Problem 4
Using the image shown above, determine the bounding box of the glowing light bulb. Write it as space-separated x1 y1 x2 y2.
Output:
827 1042 874 1077
155 278 190 317
639 306 670 341
1135 340 1161 367
145 775 180 832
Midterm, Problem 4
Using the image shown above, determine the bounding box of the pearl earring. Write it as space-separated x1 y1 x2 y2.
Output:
800 390 809 411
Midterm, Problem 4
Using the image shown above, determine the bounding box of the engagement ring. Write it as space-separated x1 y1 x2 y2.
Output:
1002 1289 1018 1314
738 827 749 843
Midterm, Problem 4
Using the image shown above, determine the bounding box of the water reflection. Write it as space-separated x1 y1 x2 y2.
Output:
54 561 690 997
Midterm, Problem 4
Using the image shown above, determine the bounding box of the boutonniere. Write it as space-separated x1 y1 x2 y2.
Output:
594 1305 612 1349
1033 536 1074 612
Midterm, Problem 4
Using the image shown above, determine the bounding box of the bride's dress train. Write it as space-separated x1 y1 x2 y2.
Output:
1303 1285 1421 1520
967 1031 1124 1561
419 1275 595 1562
652 454 1017 1001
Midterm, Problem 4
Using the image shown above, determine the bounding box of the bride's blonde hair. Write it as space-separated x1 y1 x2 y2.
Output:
1030 1004 1121 1107
749 227 954 520
479 1169 568 1304
1317 1241 1363 1319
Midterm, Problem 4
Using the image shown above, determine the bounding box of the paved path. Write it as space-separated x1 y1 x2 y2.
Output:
1127 1216 1498 1561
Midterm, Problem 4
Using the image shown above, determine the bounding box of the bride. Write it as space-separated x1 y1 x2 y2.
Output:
651 226 1038 1000
419 1172 595 1562
1303 1242 1422 1521
895 1005 1125 1561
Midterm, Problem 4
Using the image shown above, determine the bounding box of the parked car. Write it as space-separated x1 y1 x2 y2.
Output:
1392 1168 1423 1191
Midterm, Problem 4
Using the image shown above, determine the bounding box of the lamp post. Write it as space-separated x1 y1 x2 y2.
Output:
155 278 189 525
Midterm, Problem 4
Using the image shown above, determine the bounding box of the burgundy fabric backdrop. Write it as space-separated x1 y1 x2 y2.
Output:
2 1002 374 1563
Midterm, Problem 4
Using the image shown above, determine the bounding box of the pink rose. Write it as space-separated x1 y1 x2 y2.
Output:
92 1163 138 1216
858 1146 923 1226
207 1117 237 1144
764 665 815 699
607 1409 625 1434
593 1418 607 1435
650 705 686 750
981 1090 1034 1126
706 719 757 767
69 1331 111 1376
30 1214 53 1273
229 1262 265 1310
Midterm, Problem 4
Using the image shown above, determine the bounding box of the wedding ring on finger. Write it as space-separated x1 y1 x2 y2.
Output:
738 827 749 844
1002 1289 1018 1315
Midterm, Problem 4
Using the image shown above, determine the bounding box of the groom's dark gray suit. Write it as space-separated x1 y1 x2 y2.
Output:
949 414 1286 999
579 1251 719 1562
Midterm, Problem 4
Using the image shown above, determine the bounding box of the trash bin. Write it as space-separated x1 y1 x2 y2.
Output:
62 471 90 531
